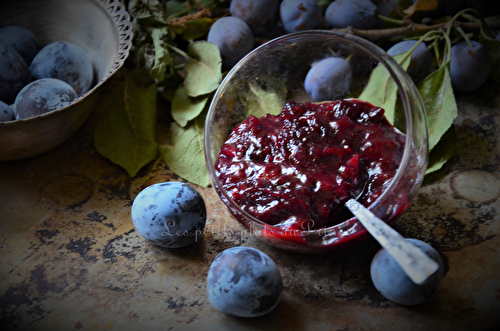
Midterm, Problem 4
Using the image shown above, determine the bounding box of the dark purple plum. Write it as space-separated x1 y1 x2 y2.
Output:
280 0 321 33
325 0 379 30
29 41 94 96
0 43 31 104
131 182 207 248
304 57 352 102
13 78 77 119
387 40 432 82
230 0 279 35
207 247 283 317
450 40 491 92
0 100 15 122
0 25 40 65
207 17 253 70
371 238 445 305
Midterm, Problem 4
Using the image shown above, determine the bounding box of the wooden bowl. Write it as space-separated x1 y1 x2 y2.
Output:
0 0 132 161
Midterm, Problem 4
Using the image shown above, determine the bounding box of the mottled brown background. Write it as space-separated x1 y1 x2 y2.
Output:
1 79 499 330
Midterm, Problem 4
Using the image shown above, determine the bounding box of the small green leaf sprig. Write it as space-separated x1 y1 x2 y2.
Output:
95 0 227 186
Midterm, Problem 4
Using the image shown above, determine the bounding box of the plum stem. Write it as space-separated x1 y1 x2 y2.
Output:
376 14 406 26
395 30 440 66
456 26 474 48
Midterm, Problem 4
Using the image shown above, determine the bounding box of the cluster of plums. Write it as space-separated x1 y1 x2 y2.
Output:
131 181 445 317
207 0 383 71
0 25 94 123
205 0 495 103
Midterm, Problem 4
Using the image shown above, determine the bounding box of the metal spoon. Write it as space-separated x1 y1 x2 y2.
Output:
346 194 439 285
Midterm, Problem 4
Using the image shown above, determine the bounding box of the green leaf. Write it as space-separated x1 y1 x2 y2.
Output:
245 81 286 118
129 0 168 25
171 84 210 127
403 0 438 15
426 125 456 174
129 0 162 20
159 114 210 187
184 18 216 41
417 63 457 151
165 0 190 17
172 18 216 41
358 53 411 124
94 71 158 177
184 41 222 97
145 27 174 82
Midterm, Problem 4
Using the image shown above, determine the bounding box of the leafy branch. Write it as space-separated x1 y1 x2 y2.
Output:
94 0 500 185
332 13 500 42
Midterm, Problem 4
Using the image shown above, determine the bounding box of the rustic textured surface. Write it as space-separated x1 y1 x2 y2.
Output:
1 80 499 331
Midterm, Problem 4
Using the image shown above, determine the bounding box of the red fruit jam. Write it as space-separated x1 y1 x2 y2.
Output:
215 99 406 232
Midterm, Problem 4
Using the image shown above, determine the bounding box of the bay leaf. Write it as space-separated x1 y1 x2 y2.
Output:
171 84 210 127
417 63 457 151
184 41 222 97
159 114 210 187
94 72 158 177
358 53 411 124
245 81 286 118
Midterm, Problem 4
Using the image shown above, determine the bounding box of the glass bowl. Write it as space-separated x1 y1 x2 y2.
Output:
0 0 132 161
204 31 428 253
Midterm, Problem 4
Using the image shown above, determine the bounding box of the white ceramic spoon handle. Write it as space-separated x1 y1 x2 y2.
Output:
346 199 439 285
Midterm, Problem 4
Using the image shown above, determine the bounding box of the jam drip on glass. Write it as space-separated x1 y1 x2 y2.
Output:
215 99 405 231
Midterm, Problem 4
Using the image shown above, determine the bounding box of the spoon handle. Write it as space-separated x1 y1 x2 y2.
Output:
346 199 439 285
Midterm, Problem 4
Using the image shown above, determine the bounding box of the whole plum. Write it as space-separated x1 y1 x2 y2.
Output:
370 238 445 305
0 25 40 65
280 0 321 33
30 41 94 96
207 247 283 317
207 16 254 70
325 0 379 30
131 182 207 248
0 43 31 104
0 100 15 122
387 40 432 82
304 57 352 102
230 0 279 35
13 78 77 119
450 40 491 92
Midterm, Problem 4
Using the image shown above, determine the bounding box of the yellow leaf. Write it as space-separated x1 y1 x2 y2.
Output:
403 0 438 15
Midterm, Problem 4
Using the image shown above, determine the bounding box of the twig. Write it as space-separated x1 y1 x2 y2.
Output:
331 16 500 42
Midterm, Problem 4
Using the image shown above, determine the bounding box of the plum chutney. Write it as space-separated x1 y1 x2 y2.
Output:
214 99 406 231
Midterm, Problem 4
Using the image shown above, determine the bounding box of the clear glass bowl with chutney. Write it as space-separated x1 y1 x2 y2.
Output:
204 31 428 253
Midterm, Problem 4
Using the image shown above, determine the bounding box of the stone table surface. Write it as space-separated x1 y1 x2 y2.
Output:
1 80 500 331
